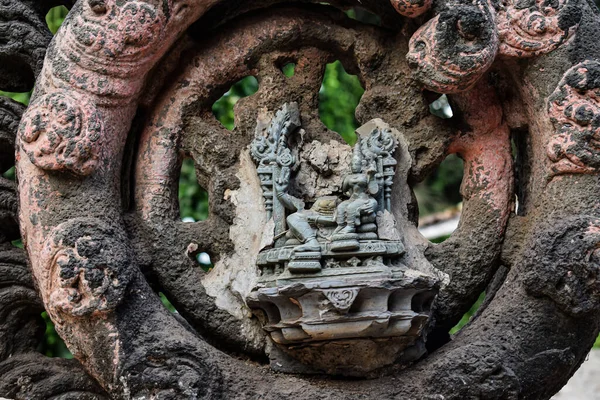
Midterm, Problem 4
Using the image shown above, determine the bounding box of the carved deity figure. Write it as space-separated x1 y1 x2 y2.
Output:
251 105 399 268
329 142 381 250
335 173 377 234
275 179 335 253
273 135 382 258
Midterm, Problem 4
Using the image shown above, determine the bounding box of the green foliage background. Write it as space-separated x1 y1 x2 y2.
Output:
3 6 595 358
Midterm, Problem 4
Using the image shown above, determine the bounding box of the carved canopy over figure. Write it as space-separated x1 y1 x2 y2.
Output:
0 0 599 398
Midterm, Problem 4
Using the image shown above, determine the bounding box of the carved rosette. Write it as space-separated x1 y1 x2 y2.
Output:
19 92 103 176
324 288 360 313
547 60 600 177
407 2 499 93
496 0 581 58
390 0 432 18
46 219 132 318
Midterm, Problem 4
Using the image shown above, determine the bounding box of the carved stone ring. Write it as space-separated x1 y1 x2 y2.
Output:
0 0 598 398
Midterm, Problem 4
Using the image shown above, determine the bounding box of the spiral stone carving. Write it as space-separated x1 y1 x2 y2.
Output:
497 0 581 58
70 1 164 59
46 218 133 318
406 1 499 93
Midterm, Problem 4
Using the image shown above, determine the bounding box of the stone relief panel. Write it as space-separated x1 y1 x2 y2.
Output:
248 106 443 375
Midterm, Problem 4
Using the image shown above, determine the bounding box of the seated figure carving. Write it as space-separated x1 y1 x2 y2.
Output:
248 106 442 375
251 104 402 274
273 144 382 271
331 172 379 251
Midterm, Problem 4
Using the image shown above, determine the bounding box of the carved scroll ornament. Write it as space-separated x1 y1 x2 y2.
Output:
19 92 103 176
406 2 499 93
496 0 581 58
547 60 600 177
390 0 432 17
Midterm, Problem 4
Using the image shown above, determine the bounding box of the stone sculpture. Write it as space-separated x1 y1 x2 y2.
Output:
0 0 599 398
249 106 442 374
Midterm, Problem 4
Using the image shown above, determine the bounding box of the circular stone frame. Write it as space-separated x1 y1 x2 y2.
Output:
3 0 600 398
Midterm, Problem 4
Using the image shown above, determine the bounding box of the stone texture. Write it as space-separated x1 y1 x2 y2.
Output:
0 0 599 398
0 97 24 173
292 139 352 201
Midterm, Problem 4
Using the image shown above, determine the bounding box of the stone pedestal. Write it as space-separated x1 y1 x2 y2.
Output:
247 256 440 375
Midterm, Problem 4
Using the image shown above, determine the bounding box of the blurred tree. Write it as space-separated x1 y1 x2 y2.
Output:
450 292 485 334
319 61 364 145
414 155 463 216
39 313 72 358
46 6 68 34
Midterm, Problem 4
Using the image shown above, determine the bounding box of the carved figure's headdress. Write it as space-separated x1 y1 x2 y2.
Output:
350 134 364 174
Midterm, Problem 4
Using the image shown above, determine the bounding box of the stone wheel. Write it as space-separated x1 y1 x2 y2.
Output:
0 0 598 398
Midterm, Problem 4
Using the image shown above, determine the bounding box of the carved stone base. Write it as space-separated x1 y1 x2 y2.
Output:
247 262 440 375
288 260 321 273
330 238 360 251
266 336 427 377
257 239 404 277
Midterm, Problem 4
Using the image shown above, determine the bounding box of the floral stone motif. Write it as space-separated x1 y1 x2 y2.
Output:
19 92 102 176
547 60 600 177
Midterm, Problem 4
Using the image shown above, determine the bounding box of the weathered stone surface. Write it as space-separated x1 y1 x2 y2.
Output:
1 0 600 398
0 178 19 243
496 0 581 58
0 232 106 399
292 140 352 201
0 353 106 399
0 243 43 361
407 0 498 93
20 92 103 176
522 215 600 316
0 0 51 92
390 0 431 18
46 218 134 318
547 60 600 177
0 97 24 173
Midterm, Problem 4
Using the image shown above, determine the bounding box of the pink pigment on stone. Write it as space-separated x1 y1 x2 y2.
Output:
547 61 600 178
16 0 223 392
19 91 103 176
390 0 432 18
407 12 499 93
449 80 514 233
497 0 578 57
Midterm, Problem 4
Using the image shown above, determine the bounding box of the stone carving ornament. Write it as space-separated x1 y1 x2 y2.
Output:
0 0 598 398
